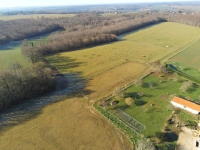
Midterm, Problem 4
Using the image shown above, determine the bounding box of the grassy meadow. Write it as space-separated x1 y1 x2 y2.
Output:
169 38 200 70
0 14 76 21
47 22 200 78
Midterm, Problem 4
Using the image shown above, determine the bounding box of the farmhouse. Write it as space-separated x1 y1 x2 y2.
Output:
171 96 200 114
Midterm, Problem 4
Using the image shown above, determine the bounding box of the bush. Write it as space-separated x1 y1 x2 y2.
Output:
155 132 167 142
125 97 133 105
186 120 198 129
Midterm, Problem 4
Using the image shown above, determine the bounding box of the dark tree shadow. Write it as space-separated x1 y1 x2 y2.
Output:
187 84 199 93
114 105 130 111
135 100 147 106
166 132 178 142
125 92 141 99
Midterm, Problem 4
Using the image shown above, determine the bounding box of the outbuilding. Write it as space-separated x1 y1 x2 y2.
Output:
171 96 200 114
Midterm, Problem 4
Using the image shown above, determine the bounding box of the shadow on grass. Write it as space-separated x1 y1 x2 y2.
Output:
0 55 94 134
47 54 87 71
125 92 141 99
114 105 130 111
187 84 199 93
166 132 178 142
135 100 147 106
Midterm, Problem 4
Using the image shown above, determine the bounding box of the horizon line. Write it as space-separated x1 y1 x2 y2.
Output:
0 1 199 9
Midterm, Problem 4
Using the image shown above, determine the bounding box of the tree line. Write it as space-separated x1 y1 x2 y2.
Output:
0 62 55 110
0 12 159 45
22 13 165 56
0 18 62 45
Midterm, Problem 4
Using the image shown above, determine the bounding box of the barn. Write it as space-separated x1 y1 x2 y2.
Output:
171 96 200 114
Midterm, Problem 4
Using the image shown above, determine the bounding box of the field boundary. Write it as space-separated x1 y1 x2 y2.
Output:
114 109 146 134
166 64 200 84
92 66 154 147
159 34 200 63
93 102 140 146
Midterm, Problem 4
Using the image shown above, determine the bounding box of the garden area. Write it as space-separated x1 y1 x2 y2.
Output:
99 71 200 148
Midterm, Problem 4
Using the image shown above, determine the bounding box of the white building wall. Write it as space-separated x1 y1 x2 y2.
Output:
171 101 199 114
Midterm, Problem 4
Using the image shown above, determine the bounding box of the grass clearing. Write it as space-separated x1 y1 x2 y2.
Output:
178 110 197 123
0 14 76 21
0 48 30 71
0 32 55 71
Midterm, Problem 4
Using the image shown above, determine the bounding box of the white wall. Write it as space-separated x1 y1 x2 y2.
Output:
171 101 199 114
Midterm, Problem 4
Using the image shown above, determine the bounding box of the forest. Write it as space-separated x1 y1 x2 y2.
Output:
1 11 200 110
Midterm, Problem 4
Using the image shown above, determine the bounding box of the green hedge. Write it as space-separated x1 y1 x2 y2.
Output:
166 64 200 84
93 102 140 146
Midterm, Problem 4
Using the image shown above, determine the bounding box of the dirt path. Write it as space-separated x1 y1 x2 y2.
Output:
177 127 199 150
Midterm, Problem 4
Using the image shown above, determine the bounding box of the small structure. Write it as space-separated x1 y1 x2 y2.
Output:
171 96 200 114
110 100 119 106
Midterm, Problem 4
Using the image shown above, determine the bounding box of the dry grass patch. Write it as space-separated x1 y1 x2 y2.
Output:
86 62 149 99
0 97 131 150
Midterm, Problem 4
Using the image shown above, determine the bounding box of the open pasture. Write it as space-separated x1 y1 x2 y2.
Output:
169 38 200 70
0 14 76 21
47 22 200 78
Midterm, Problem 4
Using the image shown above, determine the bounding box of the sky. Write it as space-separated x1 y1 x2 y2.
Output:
0 0 198 8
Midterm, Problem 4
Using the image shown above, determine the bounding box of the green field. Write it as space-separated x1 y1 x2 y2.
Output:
0 33 52 71
169 38 200 70
47 22 200 78
105 73 200 142
0 14 76 21
0 48 30 71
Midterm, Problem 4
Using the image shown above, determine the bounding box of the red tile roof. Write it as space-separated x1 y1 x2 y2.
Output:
172 96 200 112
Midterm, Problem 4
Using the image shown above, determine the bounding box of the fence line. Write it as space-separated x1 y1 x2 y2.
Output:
114 109 146 133
93 68 156 147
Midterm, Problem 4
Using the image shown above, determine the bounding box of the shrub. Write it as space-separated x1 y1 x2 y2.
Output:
125 97 133 105
155 132 167 142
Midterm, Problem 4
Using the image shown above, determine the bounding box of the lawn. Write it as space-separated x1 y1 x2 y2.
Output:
169 38 200 70
105 73 200 139
0 14 76 21
47 22 200 78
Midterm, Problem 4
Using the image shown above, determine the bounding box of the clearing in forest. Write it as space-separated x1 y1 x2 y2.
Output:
0 48 30 71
